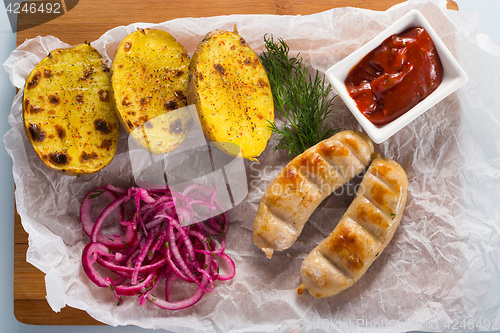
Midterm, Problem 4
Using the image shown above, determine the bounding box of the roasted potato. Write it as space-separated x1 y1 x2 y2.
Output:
111 28 191 154
187 30 274 160
23 43 120 175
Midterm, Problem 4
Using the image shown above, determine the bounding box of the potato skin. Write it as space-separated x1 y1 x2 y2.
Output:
23 43 120 175
187 30 274 160
111 28 191 154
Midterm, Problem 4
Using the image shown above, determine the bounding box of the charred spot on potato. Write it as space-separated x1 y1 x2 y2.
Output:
27 71 41 89
29 104 44 114
324 226 365 271
214 63 226 75
126 120 134 130
239 37 247 47
122 96 131 107
124 41 132 51
138 115 149 126
169 118 183 135
49 152 70 166
197 71 204 81
80 151 98 163
173 69 184 78
98 89 109 102
94 119 111 134
23 43 120 174
98 139 113 151
163 100 178 111
101 62 110 72
28 123 46 142
257 78 269 88
80 68 94 81
174 90 187 103
139 97 148 105
48 95 60 105
55 124 66 139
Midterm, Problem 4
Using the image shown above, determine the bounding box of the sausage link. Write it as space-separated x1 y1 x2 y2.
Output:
297 157 408 297
253 130 375 258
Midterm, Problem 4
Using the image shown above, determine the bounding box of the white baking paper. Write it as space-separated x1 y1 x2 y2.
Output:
3 0 500 332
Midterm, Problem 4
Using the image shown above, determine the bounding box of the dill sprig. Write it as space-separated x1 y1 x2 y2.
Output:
259 34 339 158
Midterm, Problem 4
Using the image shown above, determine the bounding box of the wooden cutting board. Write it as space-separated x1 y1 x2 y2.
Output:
14 0 458 326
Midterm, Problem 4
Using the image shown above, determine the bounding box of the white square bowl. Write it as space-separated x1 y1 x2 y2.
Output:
325 9 468 144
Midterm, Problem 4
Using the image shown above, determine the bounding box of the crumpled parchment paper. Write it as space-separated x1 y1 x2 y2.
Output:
4 0 500 331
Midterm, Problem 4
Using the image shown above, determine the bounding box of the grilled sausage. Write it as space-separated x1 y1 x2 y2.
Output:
297 157 408 298
253 130 375 258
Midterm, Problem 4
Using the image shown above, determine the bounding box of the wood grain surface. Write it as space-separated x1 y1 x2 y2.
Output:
13 0 458 326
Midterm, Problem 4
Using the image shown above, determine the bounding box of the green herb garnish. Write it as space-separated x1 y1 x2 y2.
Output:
259 34 339 158
89 190 104 199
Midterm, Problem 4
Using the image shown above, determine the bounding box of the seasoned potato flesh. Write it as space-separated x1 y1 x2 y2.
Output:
188 30 274 160
112 28 191 154
23 43 120 175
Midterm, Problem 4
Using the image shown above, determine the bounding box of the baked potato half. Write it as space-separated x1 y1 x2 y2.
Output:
111 28 192 154
187 30 274 160
23 43 120 175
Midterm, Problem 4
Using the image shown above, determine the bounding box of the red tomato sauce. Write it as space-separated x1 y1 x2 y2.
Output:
345 27 443 126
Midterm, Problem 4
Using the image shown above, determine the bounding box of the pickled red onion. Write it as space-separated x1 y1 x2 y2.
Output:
80 184 235 310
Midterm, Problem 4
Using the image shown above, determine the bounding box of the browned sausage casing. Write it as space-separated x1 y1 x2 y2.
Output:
253 130 375 258
297 157 408 298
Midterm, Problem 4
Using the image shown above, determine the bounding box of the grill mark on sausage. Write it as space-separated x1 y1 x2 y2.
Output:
295 151 339 195
346 199 387 243
264 204 299 235
169 118 183 135
257 78 269 88
48 95 60 105
322 224 366 274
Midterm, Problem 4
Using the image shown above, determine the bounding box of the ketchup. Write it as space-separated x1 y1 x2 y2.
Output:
345 27 443 126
